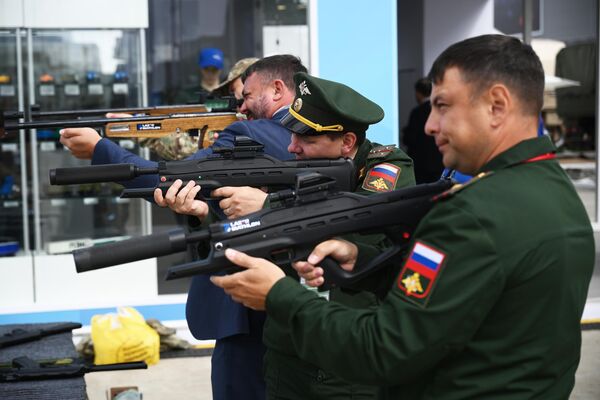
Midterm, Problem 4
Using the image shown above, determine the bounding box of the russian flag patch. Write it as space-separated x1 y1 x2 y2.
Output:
397 241 446 307
362 163 401 193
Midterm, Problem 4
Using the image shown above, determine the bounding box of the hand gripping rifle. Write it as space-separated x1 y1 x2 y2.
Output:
0 99 239 147
0 357 147 382
48 137 357 200
72 175 453 288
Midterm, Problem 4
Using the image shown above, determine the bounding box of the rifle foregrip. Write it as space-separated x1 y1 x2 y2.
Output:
74 229 188 272
50 164 138 185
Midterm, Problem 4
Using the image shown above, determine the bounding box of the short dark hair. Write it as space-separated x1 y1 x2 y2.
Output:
428 34 544 116
325 131 366 147
242 54 307 91
414 78 432 97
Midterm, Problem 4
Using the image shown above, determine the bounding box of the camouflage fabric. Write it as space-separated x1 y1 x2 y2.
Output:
140 125 219 162
138 134 200 160
213 57 259 96
146 318 192 351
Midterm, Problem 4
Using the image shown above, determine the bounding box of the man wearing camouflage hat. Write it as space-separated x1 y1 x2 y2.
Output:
142 57 259 161
160 72 415 399
213 57 259 99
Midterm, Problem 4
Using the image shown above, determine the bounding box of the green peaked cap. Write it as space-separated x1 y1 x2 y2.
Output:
281 72 384 135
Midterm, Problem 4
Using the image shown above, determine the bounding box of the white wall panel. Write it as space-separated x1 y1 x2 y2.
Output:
34 254 158 305
0 255 34 307
23 0 148 28
424 0 496 74
0 0 25 27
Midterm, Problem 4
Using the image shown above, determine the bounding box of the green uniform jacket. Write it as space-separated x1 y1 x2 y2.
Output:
264 136 595 399
264 139 415 399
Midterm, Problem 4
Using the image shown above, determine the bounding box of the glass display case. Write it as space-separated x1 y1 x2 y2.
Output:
26 29 148 253
0 26 154 308
0 29 26 257
0 28 31 306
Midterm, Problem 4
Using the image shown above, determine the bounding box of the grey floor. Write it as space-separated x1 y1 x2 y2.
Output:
85 330 600 400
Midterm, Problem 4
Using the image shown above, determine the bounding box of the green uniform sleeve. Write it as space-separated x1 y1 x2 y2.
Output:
337 149 415 295
265 202 505 385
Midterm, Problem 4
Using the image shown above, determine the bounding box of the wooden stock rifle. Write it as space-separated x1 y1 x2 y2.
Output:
0 98 240 148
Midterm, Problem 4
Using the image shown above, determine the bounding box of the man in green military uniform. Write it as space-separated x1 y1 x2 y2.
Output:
156 72 415 399
211 34 595 399
262 72 414 399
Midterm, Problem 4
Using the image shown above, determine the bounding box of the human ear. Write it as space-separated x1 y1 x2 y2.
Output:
341 132 357 156
272 79 285 101
488 84 511 127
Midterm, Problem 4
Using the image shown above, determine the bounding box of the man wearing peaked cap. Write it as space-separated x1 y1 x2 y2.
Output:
260 72 415 399
281 72 414 195
282 72 384 136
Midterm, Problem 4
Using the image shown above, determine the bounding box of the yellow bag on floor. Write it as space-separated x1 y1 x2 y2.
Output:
91 306 160 365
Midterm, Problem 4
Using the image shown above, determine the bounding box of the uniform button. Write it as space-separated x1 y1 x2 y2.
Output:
316 370 325 383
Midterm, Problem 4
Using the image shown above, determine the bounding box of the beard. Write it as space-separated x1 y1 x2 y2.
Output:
246 95 271 120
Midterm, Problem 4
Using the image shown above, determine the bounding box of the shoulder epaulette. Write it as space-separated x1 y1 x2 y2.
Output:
367 144 397 159
433 171 494 202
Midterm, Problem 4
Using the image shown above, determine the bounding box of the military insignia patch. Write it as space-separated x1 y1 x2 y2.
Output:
293 98 303 112
299 80 311 96
367 145 396 159
397 241 446 307
362 163 400 192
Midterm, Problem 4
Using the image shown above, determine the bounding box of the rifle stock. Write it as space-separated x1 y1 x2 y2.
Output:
103 112 237 140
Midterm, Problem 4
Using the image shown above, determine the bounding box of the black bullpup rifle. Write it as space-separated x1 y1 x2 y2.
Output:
72 175 453 287
0 357 147 382
48 137 356 200
0 98 239 146
0 323 82 349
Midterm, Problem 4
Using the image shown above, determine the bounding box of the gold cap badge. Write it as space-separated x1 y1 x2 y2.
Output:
293 98 303 112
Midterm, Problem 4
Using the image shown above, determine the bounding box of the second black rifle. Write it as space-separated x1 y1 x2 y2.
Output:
49 137 356 199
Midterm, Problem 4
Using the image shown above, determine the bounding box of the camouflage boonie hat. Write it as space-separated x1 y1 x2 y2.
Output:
214 57 259 95
281 72 384 136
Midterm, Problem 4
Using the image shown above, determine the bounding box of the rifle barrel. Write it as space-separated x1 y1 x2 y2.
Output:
3 111 235 131
2 103 212 121
49 164 158 185
73 229 210 272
